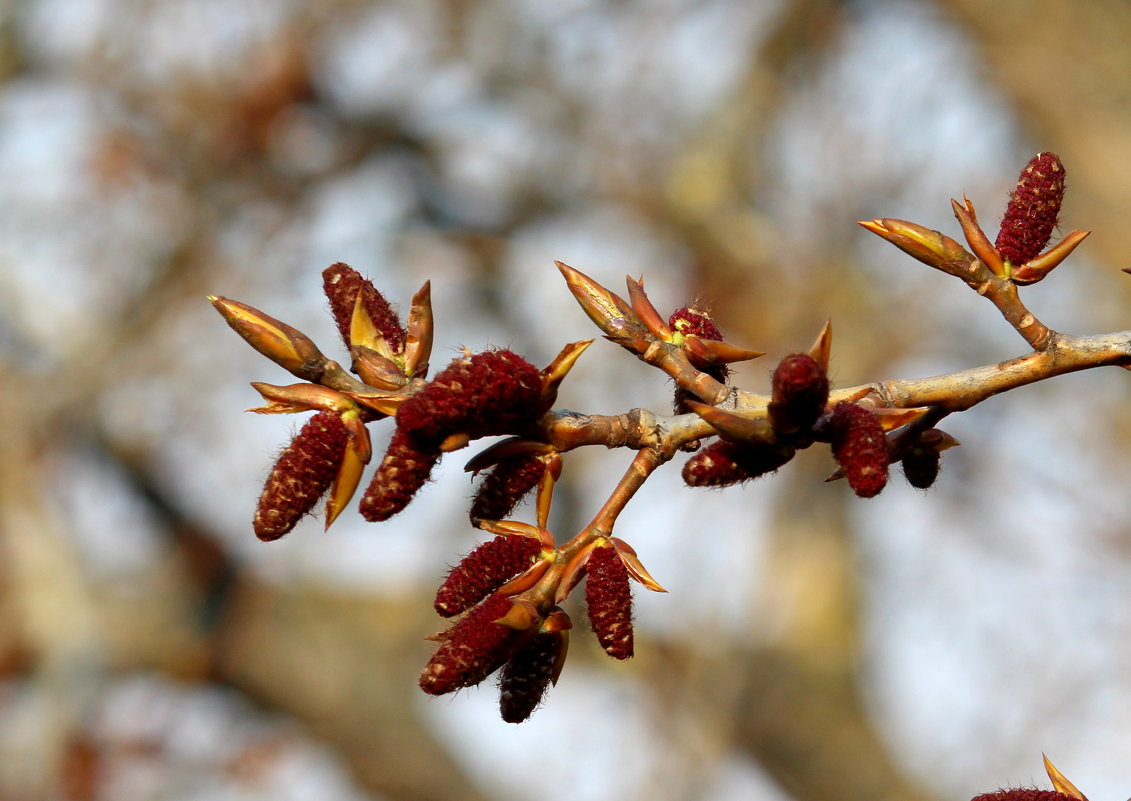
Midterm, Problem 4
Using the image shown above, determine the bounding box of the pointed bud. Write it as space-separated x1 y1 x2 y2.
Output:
434 535 544 617
253 411 349 541
359 429 440 522
996 152 1066 266
322 262 406 354
540 340 593 408
498 626 567 723
828 401 888 498
1043 755 1087 801
210 296 326 378
682 438 795 487
396 349 545 446
625 275 672 340
557 261 650 349
858 218 975 278
1010 229 1090 285
585 542 634 660
469 454 548 524
952 196 1006 277
419 594 526 695
404 280 433 379
769 353 829 435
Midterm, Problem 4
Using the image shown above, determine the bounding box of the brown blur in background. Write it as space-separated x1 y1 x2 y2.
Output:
2 1 1131 799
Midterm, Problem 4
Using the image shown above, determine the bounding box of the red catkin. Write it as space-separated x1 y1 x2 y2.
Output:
322 262 406 353
585 544 633 660
396 349 544 446
971 791 1077 801
901 436 942 489
829 402 889 498
434 535 543 617
253 411 348 541
419 594 519 695
469 454 547 523
359 428 440 522
682 439 795 487
995 152 1065 265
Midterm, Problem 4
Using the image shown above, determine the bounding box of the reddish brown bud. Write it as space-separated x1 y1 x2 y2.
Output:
901 431 942 489
995 152 1065 266
585 543 633 660
322 262 406 354
359 429 440 522
434 535 544 617
420 594 525 695
396 350 544 446
253 411 348 541
768 353 829 435
469 454 547 524
829 402 888 498
498 628 566 723
682 439 795 487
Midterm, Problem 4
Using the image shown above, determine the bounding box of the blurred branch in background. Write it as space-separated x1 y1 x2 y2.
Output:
1 1 1129 800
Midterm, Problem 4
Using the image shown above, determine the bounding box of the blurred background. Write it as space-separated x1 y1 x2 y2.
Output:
2 0 1131 799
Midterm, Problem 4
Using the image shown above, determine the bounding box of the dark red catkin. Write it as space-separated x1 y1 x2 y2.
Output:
253 411 348 541
322 262 406 353
434 535 543 617
995 152 1065 265
682 439 795 488
585 544 633 660
829 401 889 499
358 428 440 522
419 594 520 695
498 631 564 723
971 791 1077 801
469 454 547 524
396 349 544 446
768 353 829 435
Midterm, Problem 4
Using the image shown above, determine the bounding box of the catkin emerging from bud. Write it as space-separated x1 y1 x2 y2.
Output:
682 439 795 487
498 631 564 723
434 535 543 617
322 262 406 353
829 401 888 498
254 411 348 541
585 544 633 660
769 353 829 435
995 152 1065 265
419 594 520 696
669 307 728 414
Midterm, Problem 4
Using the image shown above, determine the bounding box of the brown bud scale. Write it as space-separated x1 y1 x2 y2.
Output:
419 593 521 695
435 535 543 617
829 401 889 498
359 428 440 521
253 411 348 541
995 152 1065 265
322 262 406 353
585 544 634 659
